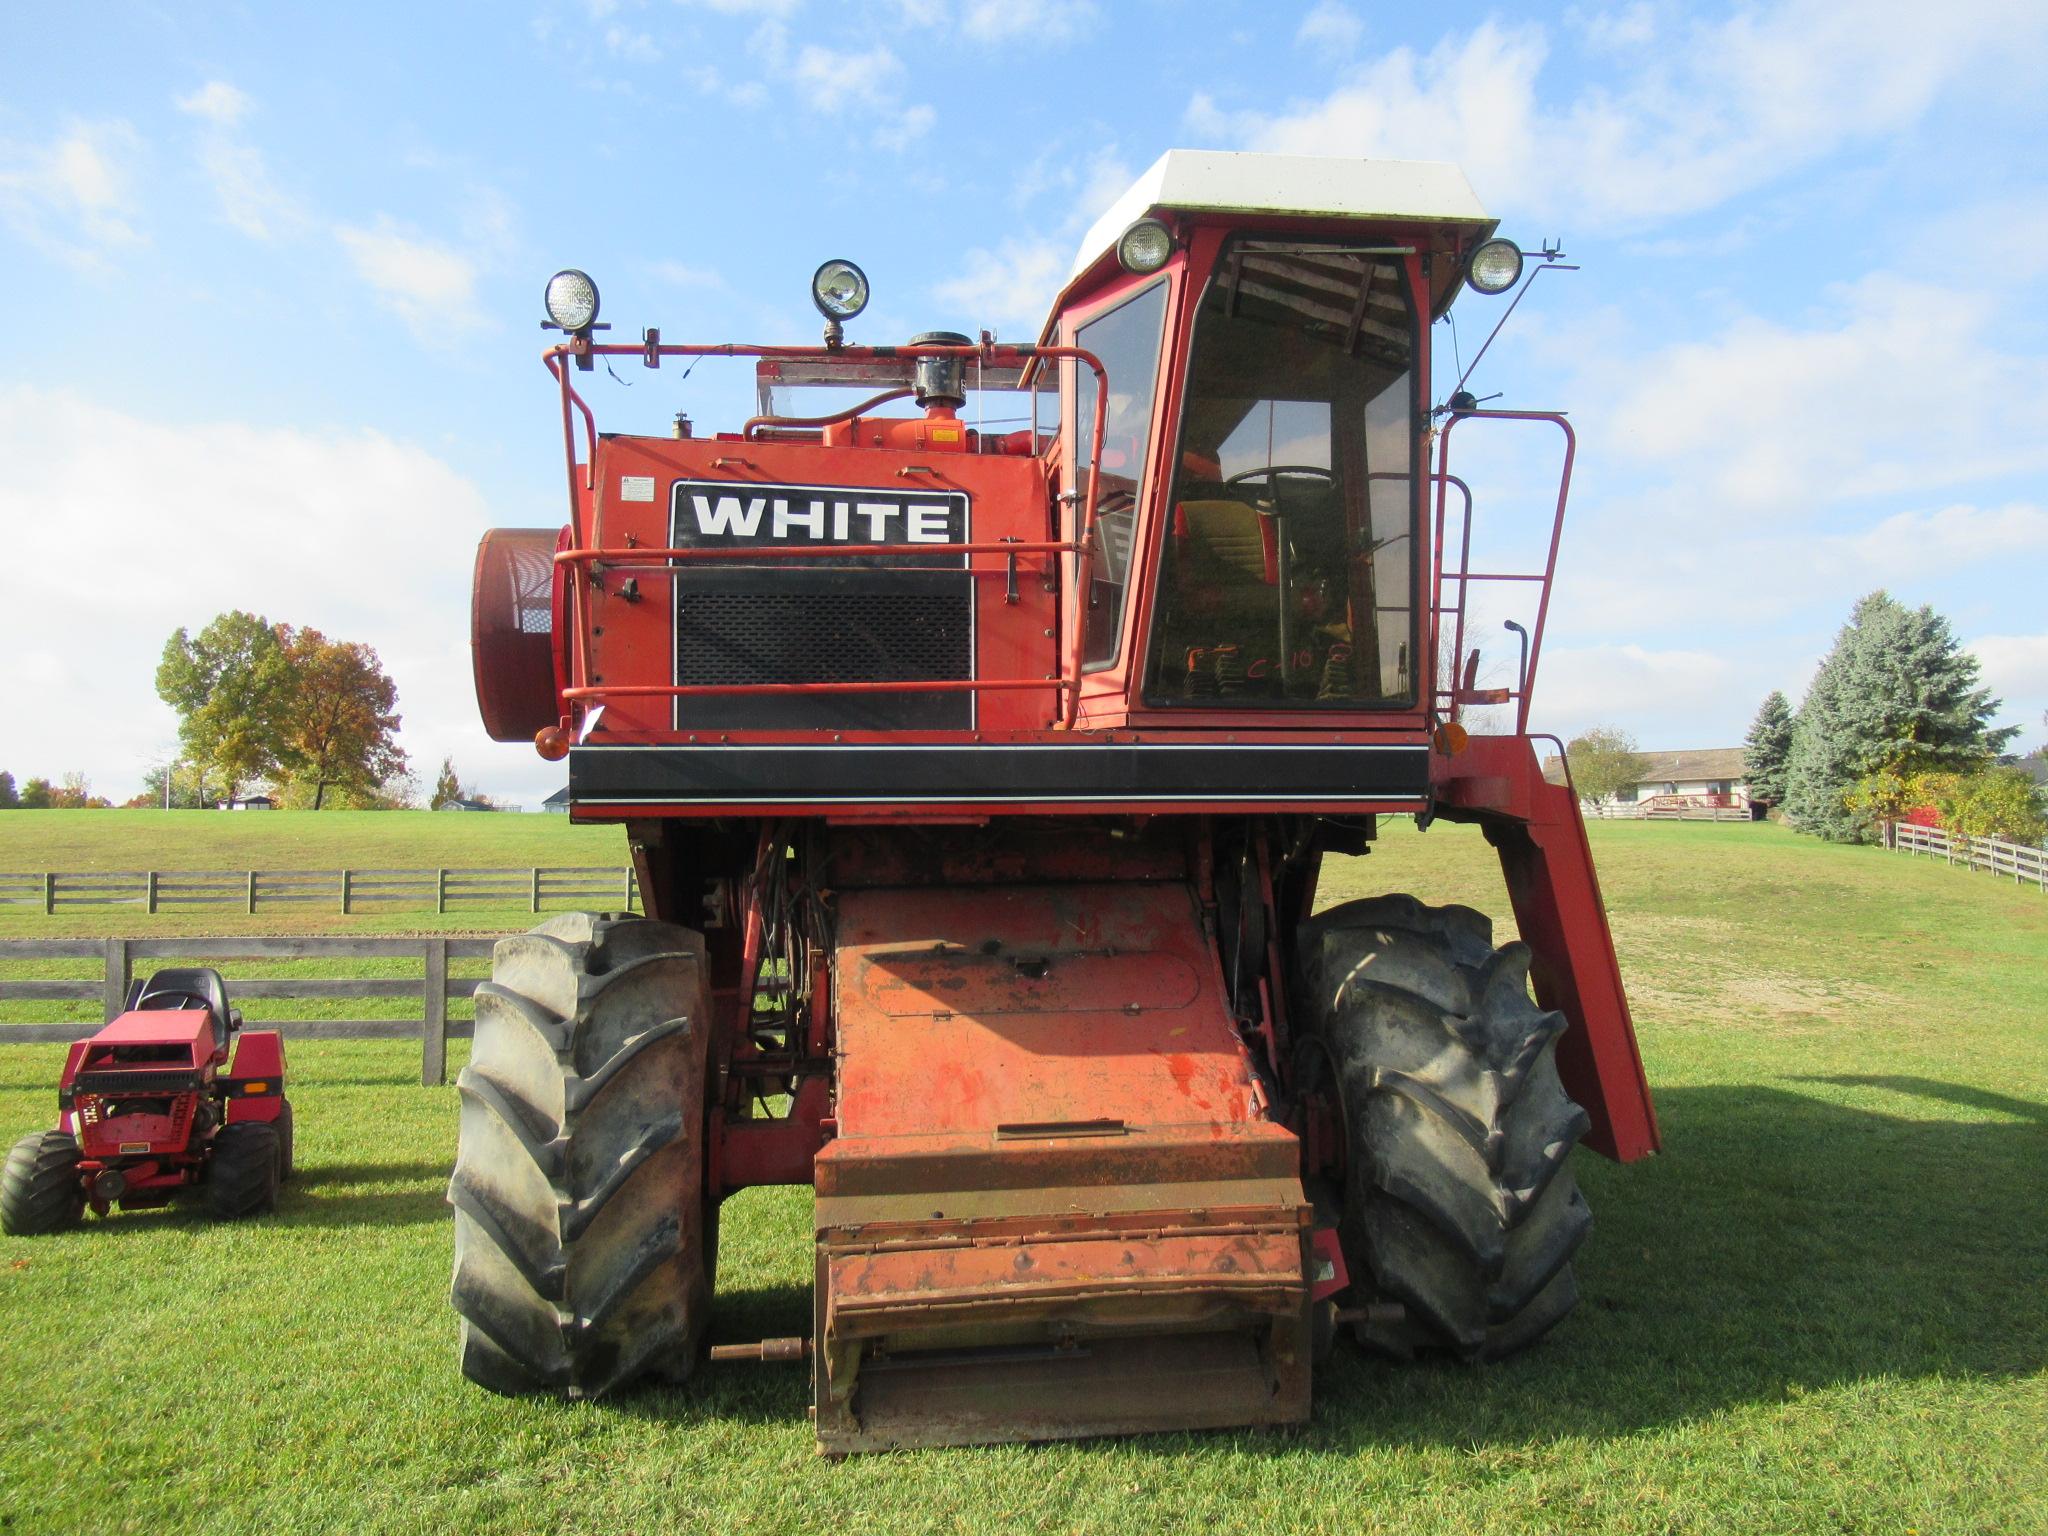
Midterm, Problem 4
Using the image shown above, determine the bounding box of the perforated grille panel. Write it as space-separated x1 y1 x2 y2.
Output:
676 569 973 729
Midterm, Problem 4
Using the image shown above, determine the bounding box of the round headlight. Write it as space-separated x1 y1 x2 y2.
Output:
1465 238 1524 296
811 259 870 320
544 269 601 331
1116 219 1173 274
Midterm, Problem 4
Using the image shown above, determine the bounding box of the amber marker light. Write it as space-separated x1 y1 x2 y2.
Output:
1434 722 1470 755
536 724 571 761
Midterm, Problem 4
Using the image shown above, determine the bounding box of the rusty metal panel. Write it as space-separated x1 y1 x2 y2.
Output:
830 882 1259 1146
812 877 1313 1450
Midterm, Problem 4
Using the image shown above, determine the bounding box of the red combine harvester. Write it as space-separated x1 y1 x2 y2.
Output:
459 150 1658 1452
1 968 291 1234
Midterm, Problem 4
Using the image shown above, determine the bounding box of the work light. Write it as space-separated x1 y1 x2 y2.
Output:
811 259 870 320
543 269 601 331
1117 219 1173 274
1465 238 1523 295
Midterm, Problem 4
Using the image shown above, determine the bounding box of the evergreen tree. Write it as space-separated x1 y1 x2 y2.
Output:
430 757 465 811
0 771 16 809
1783 591 2014 842
1742 691 1794 807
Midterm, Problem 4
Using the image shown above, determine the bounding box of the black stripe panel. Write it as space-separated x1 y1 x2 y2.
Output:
569 743 1429 806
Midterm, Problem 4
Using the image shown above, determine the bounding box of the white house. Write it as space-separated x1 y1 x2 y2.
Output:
1543 747 1755 818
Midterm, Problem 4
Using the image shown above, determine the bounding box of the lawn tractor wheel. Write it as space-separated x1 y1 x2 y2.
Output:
448 913 713 1400
1 1130 85 1236
1299 894 1593 1360
206 1121 282 1220
275 1099 296 1182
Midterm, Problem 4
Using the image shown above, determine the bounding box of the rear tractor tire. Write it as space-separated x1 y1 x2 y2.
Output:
1 1130 85 1236
448 913 715 1399
1299 895 1593 1360
207 1121 282 1220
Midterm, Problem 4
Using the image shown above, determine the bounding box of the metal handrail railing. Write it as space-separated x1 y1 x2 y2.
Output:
546 338 1110 725
1430 410 1576 734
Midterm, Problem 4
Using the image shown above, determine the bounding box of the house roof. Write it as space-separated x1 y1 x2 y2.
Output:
1542 747 1749 788
1630 748 1749 784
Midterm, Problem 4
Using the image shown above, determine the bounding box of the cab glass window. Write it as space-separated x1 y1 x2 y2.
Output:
1073 280 1168 668
1145 242 1416 706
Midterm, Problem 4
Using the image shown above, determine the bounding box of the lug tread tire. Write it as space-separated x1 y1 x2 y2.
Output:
1 1131 85 1236
207 1122 281 1220
1302 897 1592 1361
275 1099 296 1183
447 913 712 1401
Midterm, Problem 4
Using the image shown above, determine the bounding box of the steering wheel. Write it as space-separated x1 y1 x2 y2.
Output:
139 989 211 1013
1224 465 1338 510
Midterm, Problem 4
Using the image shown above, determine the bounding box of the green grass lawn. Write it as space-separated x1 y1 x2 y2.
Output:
0 808 623 875
2 819 2044 1534
0 809 630 940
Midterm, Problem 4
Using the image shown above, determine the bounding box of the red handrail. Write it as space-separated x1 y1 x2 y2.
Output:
545 338 1109 727
1431 411 1576 734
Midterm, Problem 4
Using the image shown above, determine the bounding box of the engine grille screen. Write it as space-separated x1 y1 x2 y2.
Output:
675 568 974 730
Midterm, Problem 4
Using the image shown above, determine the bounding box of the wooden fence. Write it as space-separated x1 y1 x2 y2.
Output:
1888 822 2047 892
0 865 637 916
0 936 503 1083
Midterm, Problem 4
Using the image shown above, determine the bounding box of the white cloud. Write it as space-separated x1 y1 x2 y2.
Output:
1537 641 1733 738
336 217 486 337
604 25 661 61
749 38 932 146
944 144 1130 330
650 259 726 288
961 0 1097 44
1967 634 2048 705
175 81 253 127
1599 275 2048 515
687 0 802 12
789 43 905 113
1848 503 2048 570
1296 1 1362 51
170 82 310 242
198 137 306 241
0 119 146 265
0 387 548 804
875 104 936 151
933 239 1066 333
1203 4 2048 230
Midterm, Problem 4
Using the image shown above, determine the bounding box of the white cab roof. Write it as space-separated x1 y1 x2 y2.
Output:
1070 149 1494 280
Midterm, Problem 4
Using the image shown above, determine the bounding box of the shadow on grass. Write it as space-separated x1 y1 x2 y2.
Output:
611 1082 2048 1449
1793 1074 2048 1126
74 1159 452 1237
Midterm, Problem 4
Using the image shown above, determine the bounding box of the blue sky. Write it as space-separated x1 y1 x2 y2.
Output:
3 0 2044 807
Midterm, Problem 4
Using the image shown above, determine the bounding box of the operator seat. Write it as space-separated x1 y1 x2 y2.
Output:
133 966 236 1057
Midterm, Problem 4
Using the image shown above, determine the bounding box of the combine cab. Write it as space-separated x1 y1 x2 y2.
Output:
457 149 1658 1452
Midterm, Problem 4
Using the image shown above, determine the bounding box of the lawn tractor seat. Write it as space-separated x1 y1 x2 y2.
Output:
131 967 237 1055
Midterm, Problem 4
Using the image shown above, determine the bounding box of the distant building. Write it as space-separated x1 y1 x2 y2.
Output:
542 787 571 814
1542 747 1756 819
216 795 275 811
441 797 497 812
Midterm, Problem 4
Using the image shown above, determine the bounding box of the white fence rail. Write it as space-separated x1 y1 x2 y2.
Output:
1888 822 2047 892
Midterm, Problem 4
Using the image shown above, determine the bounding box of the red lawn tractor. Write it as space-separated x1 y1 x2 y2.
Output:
459 149 1658 1451
0 968 292 1234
